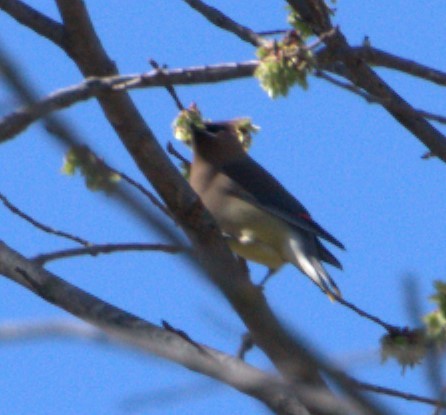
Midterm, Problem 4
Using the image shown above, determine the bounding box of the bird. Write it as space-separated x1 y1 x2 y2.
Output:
188 121 344 299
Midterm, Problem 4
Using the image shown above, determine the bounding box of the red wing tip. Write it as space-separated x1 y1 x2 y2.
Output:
298 212 312 221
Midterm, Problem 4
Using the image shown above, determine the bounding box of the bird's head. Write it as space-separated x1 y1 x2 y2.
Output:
191 121 246 167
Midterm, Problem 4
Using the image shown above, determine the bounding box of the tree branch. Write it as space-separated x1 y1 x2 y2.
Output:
0 241 328 415
31 243 184 265
178 0 446 161
0 0 64 48
181 0 265 47
51 4 335 411
2 317 443 410
4 57 446 149
287 0 446 162
315 70 446 125
350 46 446 87
0 61 257 143
0 192 90 246
352 377 446 409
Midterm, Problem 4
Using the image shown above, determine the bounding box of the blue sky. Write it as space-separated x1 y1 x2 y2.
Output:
1 1 446 414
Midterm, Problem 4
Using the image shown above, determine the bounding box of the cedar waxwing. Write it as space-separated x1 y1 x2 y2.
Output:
189 121 344 298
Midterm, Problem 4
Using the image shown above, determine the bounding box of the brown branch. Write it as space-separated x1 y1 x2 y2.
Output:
31 243 184 265
287 0 446 163
0 192 90 246
0 0 64 48
181 0 265 47
0 319 109 343
167 142 191 167
180 0 446 90
0 41 181 246
237 332 255 360
114 169 173 219
315 70 446 125
0 62 257 143
56 0 318 385
162 320 209 355
0 37 85 148
351 377 446 409
350 46 446 87
332 292 400 334
0 241 329 415
149 59 185 111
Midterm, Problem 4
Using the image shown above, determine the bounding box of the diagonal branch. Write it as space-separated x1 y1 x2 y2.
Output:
180 0 446 161
31 243 184 265
315 70 446 125
182 0 446 88
349 46 446 87
0 0 64 47
0 241 326 415
287 0 446 162
0 61 257 143
3 60 446 147
0 42 182 245
181 0 265 47
51 3 334 409
0 192 90 246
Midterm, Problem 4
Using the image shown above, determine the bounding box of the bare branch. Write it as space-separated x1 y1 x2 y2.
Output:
0 42 183 246
181 0 265 47
333 292 400 334
2 317 442 410
350 46 446 87
0 192 90 246
10 2 336 412
315 70 446 125
0 61 257 142
181 0 446 90
352 377 446 409
31 243 184 265
167 141 191 167
114 169 173 219
3 58 446 148
149 59 185 111
0 241 347 415
0 319 109 343
0 0 64 48
287 0 446 163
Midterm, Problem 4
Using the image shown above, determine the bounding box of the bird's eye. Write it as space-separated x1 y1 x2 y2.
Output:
205 124 227 134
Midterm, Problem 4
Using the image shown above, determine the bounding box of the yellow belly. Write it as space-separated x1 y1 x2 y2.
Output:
215 196 290 270
227 236 285 270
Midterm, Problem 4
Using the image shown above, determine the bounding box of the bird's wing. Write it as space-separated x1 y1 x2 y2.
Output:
222 157 345 250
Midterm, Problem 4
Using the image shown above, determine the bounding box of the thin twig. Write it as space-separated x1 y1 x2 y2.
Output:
31 243 183 265
333 293 400 334
149 59 185 111
0 241 321 415
315 70 446 125
350 46 446 87
167 142 191 167
0 36 182 246
161 320 209 355
0 62 258 143
237 332 255 360
257 29 288 36
287 0 446 163
0 192 90 246
181 0 265 47
0 1 65 49
306 27 337 50
351 377 446 408
111 168 173 219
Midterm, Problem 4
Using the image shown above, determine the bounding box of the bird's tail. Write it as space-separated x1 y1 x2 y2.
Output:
309 257 341 301
287 236 341 300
